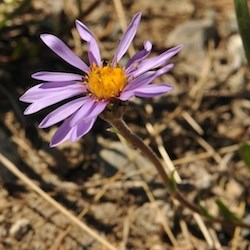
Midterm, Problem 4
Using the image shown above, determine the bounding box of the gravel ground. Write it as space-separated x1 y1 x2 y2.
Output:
0 0 249 249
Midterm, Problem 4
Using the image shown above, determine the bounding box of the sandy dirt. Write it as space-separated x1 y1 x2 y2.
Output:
0 0 250 249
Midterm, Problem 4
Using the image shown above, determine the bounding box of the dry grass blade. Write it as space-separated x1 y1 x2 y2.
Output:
112 0 136 56
0 153 118 250
230 202 246 250
172 144 239 166
145 104 181 183
208 228 223 250
182 111 204 135
196 136 222 163
193 213 214 248
120 207 132 250
179 219 193 248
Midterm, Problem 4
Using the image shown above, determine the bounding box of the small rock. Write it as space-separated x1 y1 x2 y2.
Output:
166 11 218 73
90 203 122 226
179 161 212 190
134 203 162 234
9 219 31 240
100 142 129 172
218 11 239 38
99 140 157 181
213 34 245 83
133 202 174 238
227 34 246 70
225 178 243 200
227 69 245 94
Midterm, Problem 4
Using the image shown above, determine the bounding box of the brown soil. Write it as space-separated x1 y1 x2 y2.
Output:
0 0 249 249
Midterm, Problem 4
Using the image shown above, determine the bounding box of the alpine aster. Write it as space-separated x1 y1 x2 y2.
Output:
20 12 182 147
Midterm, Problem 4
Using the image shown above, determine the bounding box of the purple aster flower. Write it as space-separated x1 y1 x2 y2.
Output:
20 12 182 147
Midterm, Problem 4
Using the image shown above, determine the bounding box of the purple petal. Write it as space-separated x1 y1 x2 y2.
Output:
68 97 96 126
68 98 107 126
125 40 152 70
112 12 142 65
123 71 156 92
154 63 174 78
20 82 84 103
120 64 174 101
50 112 97 147
70 117 96 142
39 97 88 128
32 71 83 82
75 20 101 66
132 45 182 77
86 100 108 118
40 34 89 72
119 90 136 101
120 71 160 101
38 81 82 89
50 118 73 147
20 83 72 103
120 72 156 100
20 84 45 103
134 83 173 98
23 86 85 115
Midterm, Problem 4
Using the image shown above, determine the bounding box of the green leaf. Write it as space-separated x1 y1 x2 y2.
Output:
215 199 239 222
234 0 250 65
239 143 250 169
198 203 214 220
168 170 177 193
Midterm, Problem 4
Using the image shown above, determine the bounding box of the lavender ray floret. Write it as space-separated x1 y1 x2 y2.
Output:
134 83 173 98
23 87 85 115
32 71 83 82
39 97 88 128
112 12 142 66
75 20 102 66
40 34 89 72
132 45 182 77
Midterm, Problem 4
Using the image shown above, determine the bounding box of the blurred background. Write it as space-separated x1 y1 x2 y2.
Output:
0 0 249 249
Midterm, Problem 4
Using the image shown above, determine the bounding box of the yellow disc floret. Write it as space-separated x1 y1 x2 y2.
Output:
86 64 127 100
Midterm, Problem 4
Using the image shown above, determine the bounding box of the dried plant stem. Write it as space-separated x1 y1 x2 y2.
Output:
107 117 250 230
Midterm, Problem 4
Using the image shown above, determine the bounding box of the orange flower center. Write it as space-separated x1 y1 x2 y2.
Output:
86 64 127 100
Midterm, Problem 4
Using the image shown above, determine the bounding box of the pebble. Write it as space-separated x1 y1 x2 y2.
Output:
9 219 31 240
165 11 218 74
99 140 156 181
227 34 246 70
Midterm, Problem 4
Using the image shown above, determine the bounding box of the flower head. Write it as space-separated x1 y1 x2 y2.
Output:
20 12 182 147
